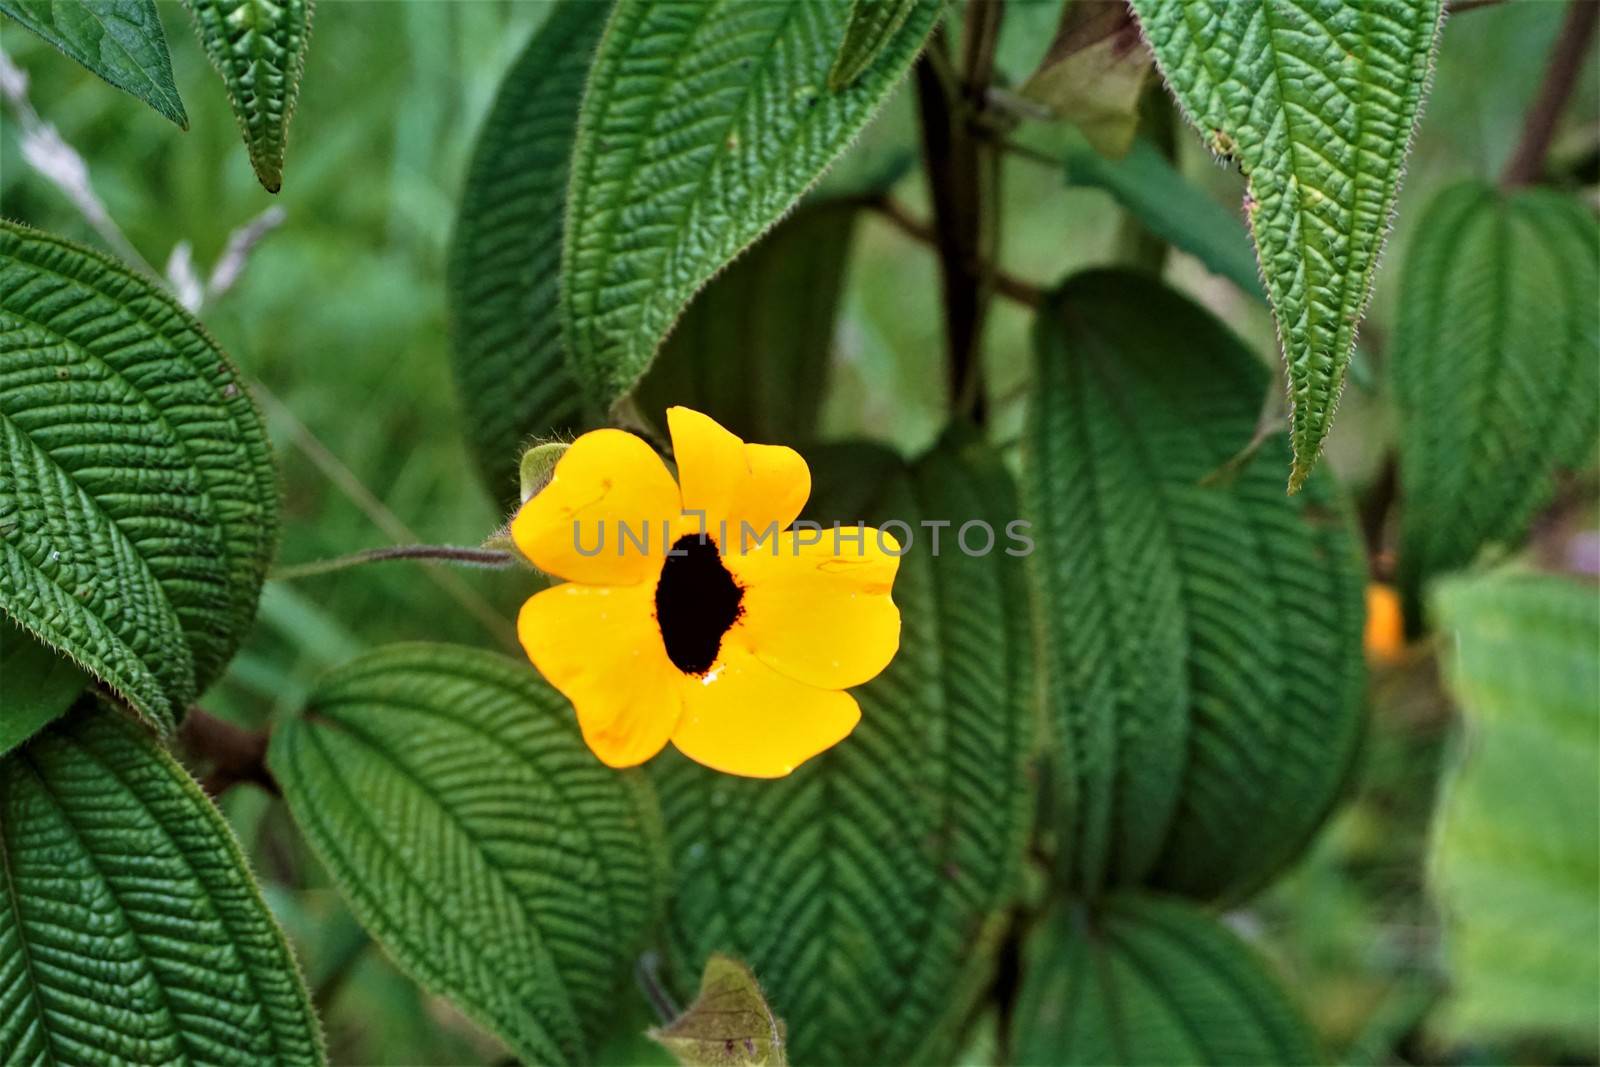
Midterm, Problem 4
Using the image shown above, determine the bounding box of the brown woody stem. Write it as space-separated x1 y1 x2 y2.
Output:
1500 0 1599 188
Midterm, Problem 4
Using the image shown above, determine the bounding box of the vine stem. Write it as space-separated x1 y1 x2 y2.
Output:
271 544 517 581
250 383 521 654
1500 0 1598 188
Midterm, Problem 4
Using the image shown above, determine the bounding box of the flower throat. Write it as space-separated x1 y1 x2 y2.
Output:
655 534 743 675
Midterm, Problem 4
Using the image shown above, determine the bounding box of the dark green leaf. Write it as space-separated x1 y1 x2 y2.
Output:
0 616 86 757
562 0 940 409
1392 183 1600 631
1063 131 1263 300
654 433 1037 1065
1010 894 1320 1064
1429 573 1599 1050
0 704 323 1065
633 201 858 445
0 0 187 126
0 221 280 732
828 0 919 91
1131 0 1444 489
447 0 610 503
269 643 669 1066
184 0 314 193
1023 270 1366 901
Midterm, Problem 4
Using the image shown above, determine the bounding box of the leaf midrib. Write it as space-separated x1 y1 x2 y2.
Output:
297 707 591 1050
13 748 193 1066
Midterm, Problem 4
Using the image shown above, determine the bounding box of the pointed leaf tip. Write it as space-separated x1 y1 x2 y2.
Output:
651 955 788 1067
1131 0 1444 485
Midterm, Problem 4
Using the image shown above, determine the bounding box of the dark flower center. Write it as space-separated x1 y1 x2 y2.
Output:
655 534 744 675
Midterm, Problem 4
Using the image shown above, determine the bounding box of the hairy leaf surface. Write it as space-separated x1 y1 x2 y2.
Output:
562 0 940 408
1024 270 1366 901
0 704 323 1065
185 0 314 193
1391 183 1600 631
1429 573 1599 1050
633 202 857 445
1131 0 1443 489
654 433 1036 1065
447 0 610 502
1010 894 1319 1064
0 0 187 126
0 222 279 731
270 643 669 1066
828 0 919 91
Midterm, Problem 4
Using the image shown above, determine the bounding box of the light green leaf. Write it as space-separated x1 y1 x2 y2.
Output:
269 643 669 1067
0 222 280 733
0 704 323 1065
650 955 788 1067
0 0 187 127
1429 573 1599 1051
184 0 313 193
828 0 919 91
518 441 569 504
654 432 1037 1065
1063 130 1263 300
1023 270 1367 901
562 0 940 409
1391 183 1600 632
1010 894 1320 1065
633 201 858 445
1019 0 1153 158
0 617 87 757
1130 0 1444 490
447 0 611 503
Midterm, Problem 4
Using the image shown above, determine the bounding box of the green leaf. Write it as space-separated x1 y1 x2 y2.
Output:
0 0 187 127
653 433 1037 1066
1428 573 1599 1051
0 617 87 757
184 0 314 193
828 0 919 91
562 0 940 409
0 221 280 732
518 441 570 504
1010 894 1320 1065
1391 183 1600 632
650 954 788 1067
0 703 323 1065
1019 0 1153 158
1063 131 1263 300
269 643 669 1067
447 0 611 503
632 201 858 445
1130 0 1444 490
1023 270 1367 901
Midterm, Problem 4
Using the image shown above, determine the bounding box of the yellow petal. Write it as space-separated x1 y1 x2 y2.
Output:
667 406 810 541
670 644 860 778
518 581 682 768
511 428 681 585
725 526 901 689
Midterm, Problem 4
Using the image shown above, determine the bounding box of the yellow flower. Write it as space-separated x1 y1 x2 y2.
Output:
511 407 902 778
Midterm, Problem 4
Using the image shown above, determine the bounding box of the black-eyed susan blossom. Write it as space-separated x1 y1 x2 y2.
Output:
511 407 901 778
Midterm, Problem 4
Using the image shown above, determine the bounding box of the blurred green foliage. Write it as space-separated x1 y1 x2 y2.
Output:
2 2 1595 1062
